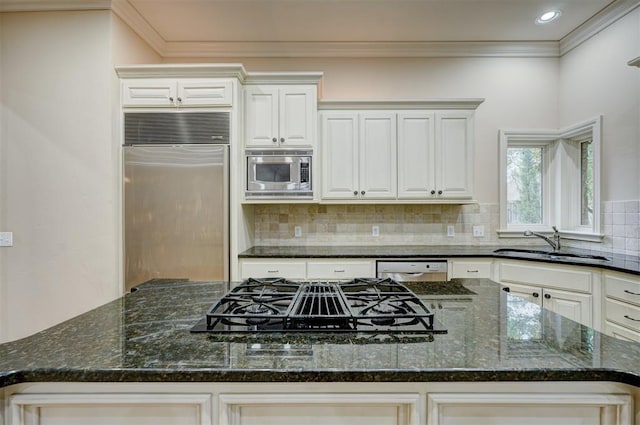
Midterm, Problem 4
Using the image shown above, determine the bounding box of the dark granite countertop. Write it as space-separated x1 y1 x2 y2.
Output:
1 279 638 388
239 245 640 275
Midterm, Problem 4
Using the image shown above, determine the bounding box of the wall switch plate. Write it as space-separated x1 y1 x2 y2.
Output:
473 225 485 237
372 225 380 237
447 225 455 237
0 232 13 247
294 226 302 237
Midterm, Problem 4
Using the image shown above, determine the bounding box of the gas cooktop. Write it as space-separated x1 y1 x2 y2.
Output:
190 277 447 335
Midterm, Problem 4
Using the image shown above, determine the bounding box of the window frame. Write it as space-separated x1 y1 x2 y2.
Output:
498 116 602 241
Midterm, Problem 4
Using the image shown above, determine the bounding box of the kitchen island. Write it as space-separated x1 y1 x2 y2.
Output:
1 278 639 424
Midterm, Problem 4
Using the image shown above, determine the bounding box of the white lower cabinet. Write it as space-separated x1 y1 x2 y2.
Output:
5 383 635 425
495 260 596 327
604 272 640 342
8 393 212 425
427 392 633 425
220 393 418 425
238 259 375 281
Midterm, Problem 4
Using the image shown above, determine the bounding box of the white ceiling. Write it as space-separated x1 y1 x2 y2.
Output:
128 0 614 43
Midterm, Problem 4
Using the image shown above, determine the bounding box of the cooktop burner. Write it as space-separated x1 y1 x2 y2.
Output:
190 277 446 335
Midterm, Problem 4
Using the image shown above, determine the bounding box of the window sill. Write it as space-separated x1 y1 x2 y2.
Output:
497 228 604 243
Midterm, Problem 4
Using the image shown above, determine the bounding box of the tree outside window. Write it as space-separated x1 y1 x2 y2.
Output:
506 146 542 225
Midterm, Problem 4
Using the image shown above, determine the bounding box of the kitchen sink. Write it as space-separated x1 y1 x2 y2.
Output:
493 248 610 262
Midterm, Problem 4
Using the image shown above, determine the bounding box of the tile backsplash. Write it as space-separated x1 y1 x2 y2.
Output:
565 200 640 257
254 201 640 257
254 203 502 246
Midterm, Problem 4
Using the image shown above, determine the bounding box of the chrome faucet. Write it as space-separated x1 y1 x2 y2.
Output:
524 226 561 252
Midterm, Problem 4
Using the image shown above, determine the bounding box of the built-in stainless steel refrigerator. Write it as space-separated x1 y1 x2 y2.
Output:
123 112 230 291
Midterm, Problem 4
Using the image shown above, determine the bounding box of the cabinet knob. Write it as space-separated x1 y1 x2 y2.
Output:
353 190 358 196
177 97 182 102
361 190 366 195
502 287 510 292
280 137 285 143
272 138 278 143
431 190 436 195
532 292 539 298
544 293 551 299
169 97 174 102
438 190 443 195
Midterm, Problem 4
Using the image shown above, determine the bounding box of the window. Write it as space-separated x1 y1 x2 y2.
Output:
580 140 594 227
506 146 543 226
499 116 602 241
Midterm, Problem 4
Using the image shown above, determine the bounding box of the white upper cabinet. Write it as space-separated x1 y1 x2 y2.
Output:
397 111 474 200
435 111 474 199
320 100 481 204
122 79 233 108
245 85 316 148
321 111 396 200
397 112 436 199
359 113 397 199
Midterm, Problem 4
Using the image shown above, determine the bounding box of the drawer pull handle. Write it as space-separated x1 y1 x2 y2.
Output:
624 315 640 322
334 269 346 273
623 289 640 296
267 270 279 273
467 270 479 273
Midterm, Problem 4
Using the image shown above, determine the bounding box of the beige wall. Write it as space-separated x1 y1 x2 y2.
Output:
559 8 640 201
112 14 162 65
0 10 134 342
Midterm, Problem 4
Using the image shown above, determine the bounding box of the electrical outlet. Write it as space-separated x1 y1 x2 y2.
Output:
372 225 380 237
447 225 455 237
0 232 13 247
294 226 302 237
473 225 485 237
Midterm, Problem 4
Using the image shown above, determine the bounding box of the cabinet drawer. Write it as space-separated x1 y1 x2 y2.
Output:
450 261 492 278
306 261 374 280
498 261 592 293
604 274 640 307
240 261 306 280
605 298 640 333
605 320 640 343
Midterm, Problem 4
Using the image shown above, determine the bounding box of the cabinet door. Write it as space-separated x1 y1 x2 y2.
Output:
359 112 397 199
321 112 360 199
428 393 633 425
279 86 315 147
10 393 211 425
397 112 436 199
245 86 279 147
122 79 177 107
543 288 592 326
435 111 473 199
178 79 232 107
502 282 543 307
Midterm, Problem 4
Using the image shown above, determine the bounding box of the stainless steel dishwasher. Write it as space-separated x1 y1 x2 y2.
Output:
376 260 448 282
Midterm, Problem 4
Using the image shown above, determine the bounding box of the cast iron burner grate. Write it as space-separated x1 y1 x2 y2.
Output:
191 277 446 334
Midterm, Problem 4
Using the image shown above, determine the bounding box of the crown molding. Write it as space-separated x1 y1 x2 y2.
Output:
318 99 485 111
560 0 640 55
0 0 110 11
115 63 248 80
244 72 324 85
110 0 166 55
160 40 559 59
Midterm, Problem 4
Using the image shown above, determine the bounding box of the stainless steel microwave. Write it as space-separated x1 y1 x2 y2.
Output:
246 149 312 198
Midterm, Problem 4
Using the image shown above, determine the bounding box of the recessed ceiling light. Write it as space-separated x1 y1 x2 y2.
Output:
535 10 562 24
